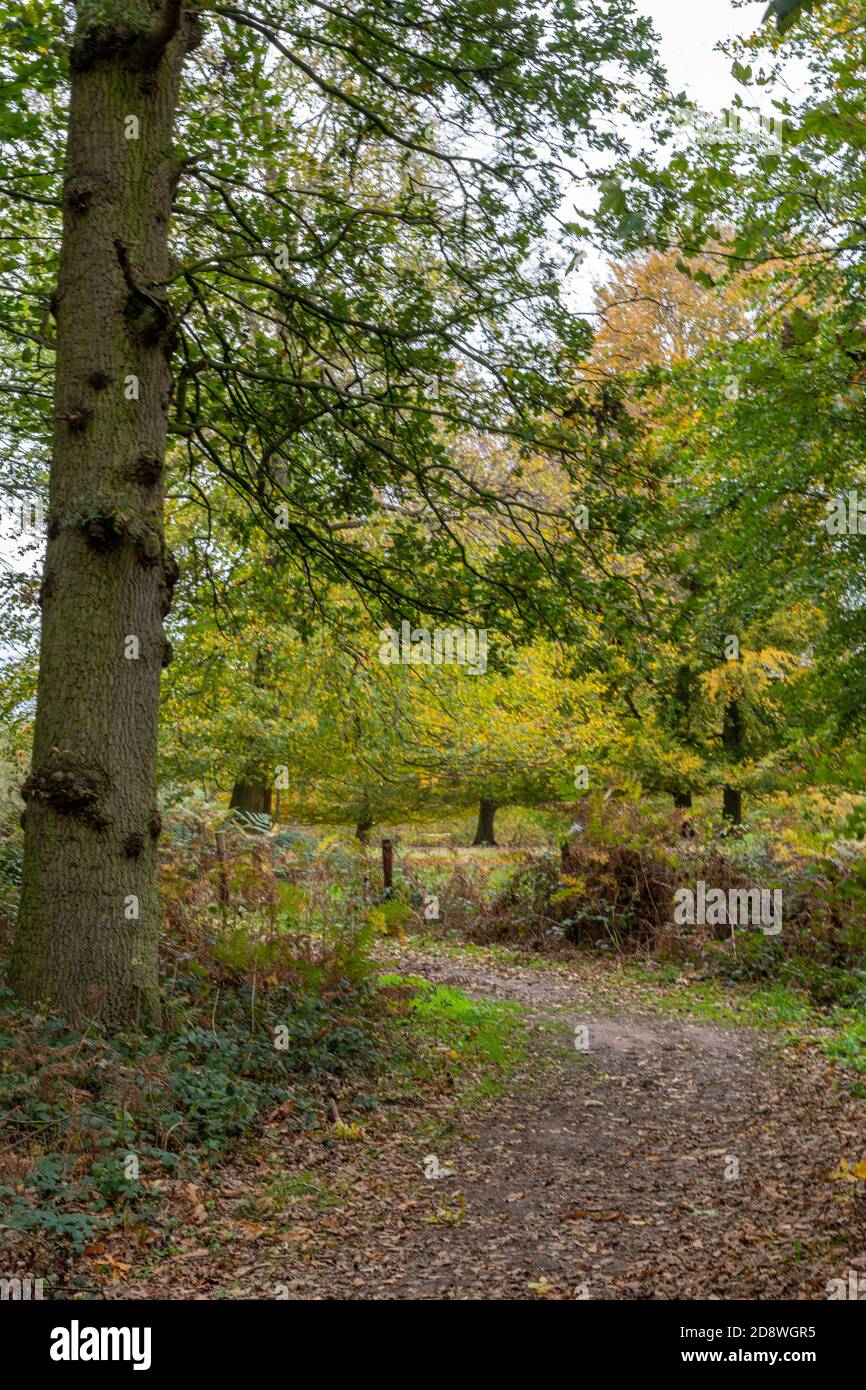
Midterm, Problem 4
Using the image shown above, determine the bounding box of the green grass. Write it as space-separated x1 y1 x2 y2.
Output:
395 937 866 1101
822 1016 866 1080
626 968 816 1029
404 931 552 970
394 938 866 1113
262 1170 344 1213
619 961 866 1089
379 972 528 1103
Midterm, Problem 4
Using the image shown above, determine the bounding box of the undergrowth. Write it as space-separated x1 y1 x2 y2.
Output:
0 969 379 1258
378 974 527 1105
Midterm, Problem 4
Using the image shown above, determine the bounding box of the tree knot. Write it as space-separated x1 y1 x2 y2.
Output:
22 751 111 828
63 178 96 214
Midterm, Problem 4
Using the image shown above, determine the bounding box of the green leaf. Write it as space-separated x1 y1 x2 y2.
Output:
789 307 820 344
762 0 824 35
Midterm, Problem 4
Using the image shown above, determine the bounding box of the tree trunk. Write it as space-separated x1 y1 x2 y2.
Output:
229 648 275 819
722 698 744 826
229 777 273 817
669 665 694 811
355 816 372 845
10 6 198 1029
472 798 498 846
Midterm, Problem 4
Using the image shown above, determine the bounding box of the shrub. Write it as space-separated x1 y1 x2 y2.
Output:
421 797 866 1010
0 966 380 1255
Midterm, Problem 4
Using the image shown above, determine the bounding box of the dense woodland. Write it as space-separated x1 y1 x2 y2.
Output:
2 0 866 1310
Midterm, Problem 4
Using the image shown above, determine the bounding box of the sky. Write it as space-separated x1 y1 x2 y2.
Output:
568 0 803 311
635 0 774 110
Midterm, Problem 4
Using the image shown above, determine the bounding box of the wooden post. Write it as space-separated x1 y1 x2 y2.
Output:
382 838 393 895
215 830 230 927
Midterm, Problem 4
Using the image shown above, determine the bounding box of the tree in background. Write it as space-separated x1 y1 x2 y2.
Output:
571 237 839 823
0 0 665 1026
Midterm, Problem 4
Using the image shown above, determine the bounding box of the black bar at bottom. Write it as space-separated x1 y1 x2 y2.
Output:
1 1297 859 1377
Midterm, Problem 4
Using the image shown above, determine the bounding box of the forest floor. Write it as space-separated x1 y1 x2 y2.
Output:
103 941 866 1301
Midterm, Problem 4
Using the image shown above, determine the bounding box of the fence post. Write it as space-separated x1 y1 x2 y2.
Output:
215 830 230 926
382 838 393 896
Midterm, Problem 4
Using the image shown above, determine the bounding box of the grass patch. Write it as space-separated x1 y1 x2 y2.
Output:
258 1170 344 1215
822 1017 866 1080
626 967 816 1030
378 972 528 1104
404 932 552 970
615 959 866 1093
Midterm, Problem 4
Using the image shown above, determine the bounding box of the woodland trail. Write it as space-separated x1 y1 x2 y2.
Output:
113 947 866 1301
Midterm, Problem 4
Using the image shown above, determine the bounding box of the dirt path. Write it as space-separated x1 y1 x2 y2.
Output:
114 948 866 1300
363 950 866 1299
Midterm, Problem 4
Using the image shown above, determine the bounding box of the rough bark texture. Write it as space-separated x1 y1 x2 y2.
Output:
722 698 744 826
10 5 197 1029
472 798 498 846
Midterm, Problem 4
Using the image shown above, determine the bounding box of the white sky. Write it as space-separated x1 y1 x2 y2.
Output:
569 0 803 310
635 0 774 109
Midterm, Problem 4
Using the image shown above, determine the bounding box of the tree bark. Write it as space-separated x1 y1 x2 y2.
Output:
10 4 198 1029
722 698 744 826
669 665 694 811
381 838 393 892
472 798 498 846
229 648 275 818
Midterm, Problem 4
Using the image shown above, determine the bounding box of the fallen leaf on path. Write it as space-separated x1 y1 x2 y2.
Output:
829 1158 866 1182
